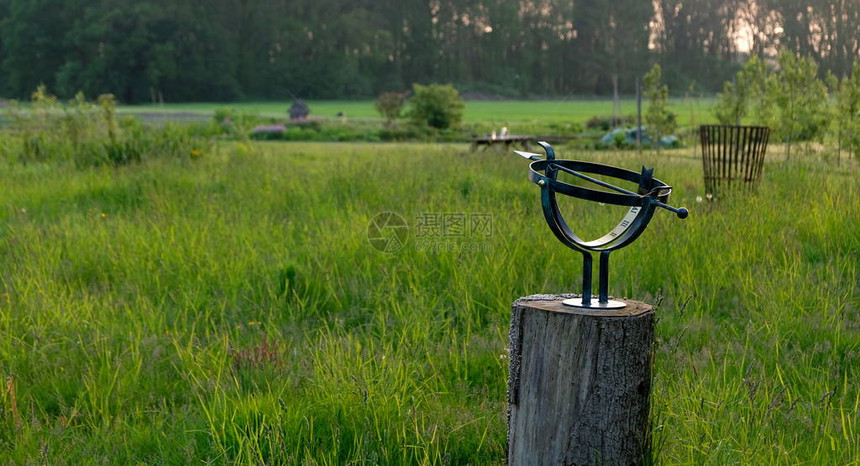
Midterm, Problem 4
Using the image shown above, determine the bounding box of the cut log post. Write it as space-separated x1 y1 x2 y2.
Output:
507 294 654 465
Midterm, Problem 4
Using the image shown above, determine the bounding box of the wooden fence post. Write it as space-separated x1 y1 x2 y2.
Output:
507 294 654 465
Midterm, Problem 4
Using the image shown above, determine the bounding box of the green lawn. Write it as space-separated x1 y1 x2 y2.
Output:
0 139 857 463
120 98 717 127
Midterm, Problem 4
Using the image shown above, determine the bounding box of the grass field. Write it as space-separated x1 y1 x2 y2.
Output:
121 98 717 127
0 138 857 463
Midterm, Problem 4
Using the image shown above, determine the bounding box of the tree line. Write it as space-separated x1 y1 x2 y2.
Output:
0 0 857 103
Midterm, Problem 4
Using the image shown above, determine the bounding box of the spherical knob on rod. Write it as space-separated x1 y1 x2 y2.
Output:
655 201 688 219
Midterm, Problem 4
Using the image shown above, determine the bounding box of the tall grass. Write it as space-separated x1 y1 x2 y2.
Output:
0 140 856 463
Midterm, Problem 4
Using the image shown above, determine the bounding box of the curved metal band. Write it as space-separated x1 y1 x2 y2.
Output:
530 159 669 252
528 159 670 205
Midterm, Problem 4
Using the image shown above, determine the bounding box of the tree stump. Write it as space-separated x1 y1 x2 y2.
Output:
507 294 654 465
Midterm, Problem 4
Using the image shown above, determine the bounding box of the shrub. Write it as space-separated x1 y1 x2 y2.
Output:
4 87 201 167
283 126 319 141
377 125 432 141
373 91 409 126
585 115 635 131
613 130 631 148
212 107 263 138
250 125 288 140
407 84 465 130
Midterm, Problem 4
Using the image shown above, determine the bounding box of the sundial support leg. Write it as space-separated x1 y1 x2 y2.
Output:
598 251 610 303
580 252 592 306
563 250 624 310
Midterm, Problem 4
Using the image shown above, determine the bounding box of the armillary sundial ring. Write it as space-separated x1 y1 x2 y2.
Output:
515 141 688 309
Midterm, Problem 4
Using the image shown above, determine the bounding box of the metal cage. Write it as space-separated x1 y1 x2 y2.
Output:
700 125 770 196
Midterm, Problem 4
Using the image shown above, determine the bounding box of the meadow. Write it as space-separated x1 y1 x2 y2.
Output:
121 97 716 128
0 102 858 463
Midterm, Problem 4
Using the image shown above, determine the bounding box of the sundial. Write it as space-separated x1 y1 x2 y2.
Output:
515 141 688 309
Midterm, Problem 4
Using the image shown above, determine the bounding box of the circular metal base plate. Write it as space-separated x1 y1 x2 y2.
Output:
562 298 627 309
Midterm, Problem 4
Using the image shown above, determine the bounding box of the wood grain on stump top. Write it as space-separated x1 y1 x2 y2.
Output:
524 298 653 318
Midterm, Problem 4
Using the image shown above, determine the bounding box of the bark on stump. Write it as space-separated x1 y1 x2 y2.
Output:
507 295 654 465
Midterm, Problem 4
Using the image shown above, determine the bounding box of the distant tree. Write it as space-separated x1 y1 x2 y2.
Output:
714 78 749 126
374 91 409 126
829 67 860 160
765 52 829 159
714 56 770 126
642 64 677 152
739 55 775 127
652 0 744 91
0 0 856 102
0 0 77 96
56 1 240 103
826 72 843 162
407 84 464 130
765 0 860 80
